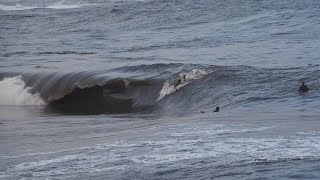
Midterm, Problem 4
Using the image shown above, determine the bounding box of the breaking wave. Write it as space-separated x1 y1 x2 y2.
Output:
0 64 319 114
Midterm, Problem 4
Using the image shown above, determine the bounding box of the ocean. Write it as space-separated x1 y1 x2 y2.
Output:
1 0 320 179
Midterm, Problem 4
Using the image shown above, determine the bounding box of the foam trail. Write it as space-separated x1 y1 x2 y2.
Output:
0 4 36 11
0 76 45 105
157 69 210 101
0 2 85 11
47 1 84 9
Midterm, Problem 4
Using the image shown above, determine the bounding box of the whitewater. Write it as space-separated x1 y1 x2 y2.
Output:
1 0 320 179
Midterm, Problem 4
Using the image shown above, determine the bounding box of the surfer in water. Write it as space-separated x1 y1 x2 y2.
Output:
174 74 186 89
213 106 219 112
200 106 219 113
299 81 309 93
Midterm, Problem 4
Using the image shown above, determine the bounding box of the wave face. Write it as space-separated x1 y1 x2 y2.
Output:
1 64 319 114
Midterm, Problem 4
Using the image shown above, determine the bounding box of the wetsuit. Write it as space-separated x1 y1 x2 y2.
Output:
299 84 309 93
214 106 219 112
175 79 181 88
175 75 186 88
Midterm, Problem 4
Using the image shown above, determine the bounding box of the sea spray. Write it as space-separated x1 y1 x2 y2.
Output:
0 76 45 105
157 69 211 101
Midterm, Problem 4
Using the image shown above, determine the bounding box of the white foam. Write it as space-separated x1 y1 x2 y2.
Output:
0 1 85 11
0 4 36 11
47 1 83 9
3 132 320 178
0 76 45 105
157 69 211 101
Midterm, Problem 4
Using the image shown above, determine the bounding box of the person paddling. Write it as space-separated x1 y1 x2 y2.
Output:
200 106 220 113
299 81 309 93
213 106 219 112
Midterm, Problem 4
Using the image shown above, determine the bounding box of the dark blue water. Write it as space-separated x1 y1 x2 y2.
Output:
1 0 320 179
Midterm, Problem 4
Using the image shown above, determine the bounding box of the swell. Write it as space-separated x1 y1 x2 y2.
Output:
1 64 319 114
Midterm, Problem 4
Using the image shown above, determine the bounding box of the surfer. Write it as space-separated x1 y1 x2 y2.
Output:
214 106 219 112
299 81 309 93
174 74 186 89
200 106 220 114
200 106 219 114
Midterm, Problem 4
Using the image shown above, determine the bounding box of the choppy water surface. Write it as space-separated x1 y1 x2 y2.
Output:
1 0 320 179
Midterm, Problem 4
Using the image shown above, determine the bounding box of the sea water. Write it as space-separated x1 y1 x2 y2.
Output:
1 0 320 179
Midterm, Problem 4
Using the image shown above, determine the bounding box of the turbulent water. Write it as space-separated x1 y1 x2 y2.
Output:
1 0 320 179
